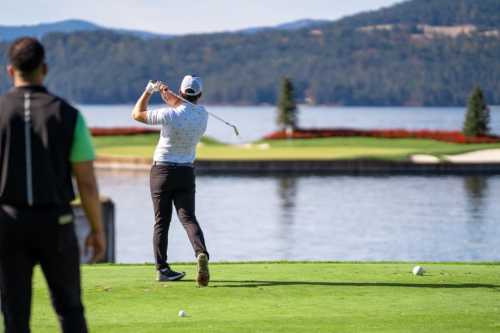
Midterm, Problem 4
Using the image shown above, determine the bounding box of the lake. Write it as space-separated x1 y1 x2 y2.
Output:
98 170 500 263
80 105 500 263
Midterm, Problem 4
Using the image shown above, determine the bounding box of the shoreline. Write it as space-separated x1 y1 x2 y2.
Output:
96 155 500 175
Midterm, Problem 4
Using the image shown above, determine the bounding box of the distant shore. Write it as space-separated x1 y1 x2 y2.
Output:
93 133 500 174
96 154 500 175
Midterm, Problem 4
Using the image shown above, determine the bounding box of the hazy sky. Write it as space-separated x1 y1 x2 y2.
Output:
2 0 402 34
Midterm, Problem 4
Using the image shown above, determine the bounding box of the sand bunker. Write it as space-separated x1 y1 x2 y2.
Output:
444 149 500 163
411 149 500 164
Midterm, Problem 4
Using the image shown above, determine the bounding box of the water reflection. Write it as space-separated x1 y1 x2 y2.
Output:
462 176 491 260
276 176 298 259
277 176 297 215
463 176 489 220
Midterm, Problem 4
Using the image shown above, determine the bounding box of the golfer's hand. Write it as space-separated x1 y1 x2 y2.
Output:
159 83 169 96
160 84 183 107
159 84 173 105
145 80 161 95
85 230 106 263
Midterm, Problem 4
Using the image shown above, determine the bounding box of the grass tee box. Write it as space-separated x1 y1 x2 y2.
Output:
29 262 500 332
93 134 500 161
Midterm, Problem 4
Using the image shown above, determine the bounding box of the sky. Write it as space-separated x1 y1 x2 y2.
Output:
1 0 402 34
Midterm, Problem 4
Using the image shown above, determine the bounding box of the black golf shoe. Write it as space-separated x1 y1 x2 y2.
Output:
157 265 186 282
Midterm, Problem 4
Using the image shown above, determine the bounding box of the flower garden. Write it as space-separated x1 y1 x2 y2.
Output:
264 128 500 144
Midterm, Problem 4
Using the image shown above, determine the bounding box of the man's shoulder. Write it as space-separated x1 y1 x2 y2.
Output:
151 107 174 115
189 104 208 114
2 88 78 112
0 88 57 106
44 90 73 108
0 88 19 103
197 105 209 118
35 91 80 125
45 92 80 116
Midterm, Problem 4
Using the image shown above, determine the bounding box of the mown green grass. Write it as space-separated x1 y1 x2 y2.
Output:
27 262 500 332
93 134 500 161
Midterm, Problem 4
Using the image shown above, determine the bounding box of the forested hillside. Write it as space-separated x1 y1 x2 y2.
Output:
337 0 500 28
0 0 499 106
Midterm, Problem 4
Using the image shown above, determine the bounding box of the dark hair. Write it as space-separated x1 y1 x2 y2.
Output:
181 91 202 103
8 37 45 75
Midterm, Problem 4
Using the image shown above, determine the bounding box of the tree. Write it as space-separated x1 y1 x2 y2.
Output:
277 77 298 131
463 86 490 137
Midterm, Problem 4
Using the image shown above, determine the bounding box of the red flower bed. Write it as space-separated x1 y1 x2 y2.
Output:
264 128 500 144
90 127 160 137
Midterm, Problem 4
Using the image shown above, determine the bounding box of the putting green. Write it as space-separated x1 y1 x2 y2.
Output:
29 262 500 332
93 135 500 161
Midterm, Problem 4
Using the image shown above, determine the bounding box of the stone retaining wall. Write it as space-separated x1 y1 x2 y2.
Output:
96 156 500 175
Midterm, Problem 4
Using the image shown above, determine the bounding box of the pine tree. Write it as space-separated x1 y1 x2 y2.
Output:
463 87 490 137
277 77 298 131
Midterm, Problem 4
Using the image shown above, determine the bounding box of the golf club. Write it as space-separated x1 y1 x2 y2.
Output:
151 80 240 136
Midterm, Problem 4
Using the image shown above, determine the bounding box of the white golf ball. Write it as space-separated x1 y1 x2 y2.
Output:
412 266 424 276
178 310 187 317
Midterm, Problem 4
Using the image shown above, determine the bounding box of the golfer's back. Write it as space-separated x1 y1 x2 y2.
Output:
147 103 208 164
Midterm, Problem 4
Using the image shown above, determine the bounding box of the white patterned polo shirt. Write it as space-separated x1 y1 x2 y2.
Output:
146 103 208 164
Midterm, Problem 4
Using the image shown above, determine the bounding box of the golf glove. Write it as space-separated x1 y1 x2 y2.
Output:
145 80 161 94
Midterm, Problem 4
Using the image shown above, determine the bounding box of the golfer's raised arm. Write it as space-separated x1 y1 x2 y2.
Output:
132 89 153 123
132 81 183 124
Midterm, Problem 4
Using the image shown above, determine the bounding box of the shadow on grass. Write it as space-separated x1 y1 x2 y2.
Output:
209 280 500 289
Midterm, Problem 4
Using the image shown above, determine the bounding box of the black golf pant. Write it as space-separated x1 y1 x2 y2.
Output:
0 205 87 333
150 163 208 270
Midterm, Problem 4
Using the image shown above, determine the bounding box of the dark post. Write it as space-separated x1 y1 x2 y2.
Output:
72 198 116 263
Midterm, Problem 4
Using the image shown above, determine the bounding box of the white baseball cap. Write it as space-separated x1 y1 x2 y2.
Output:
180 75 203 96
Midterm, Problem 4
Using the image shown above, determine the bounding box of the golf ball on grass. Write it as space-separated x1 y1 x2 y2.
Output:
178 310 187 317
412 266 425 276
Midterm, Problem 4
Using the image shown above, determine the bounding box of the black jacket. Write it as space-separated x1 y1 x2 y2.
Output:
0 85 78 207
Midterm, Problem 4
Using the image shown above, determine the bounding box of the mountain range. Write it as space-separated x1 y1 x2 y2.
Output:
0 19 171 41
0 18 330 42
0 0 499 106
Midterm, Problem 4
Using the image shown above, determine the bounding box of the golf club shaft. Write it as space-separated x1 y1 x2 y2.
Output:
157 81 240 136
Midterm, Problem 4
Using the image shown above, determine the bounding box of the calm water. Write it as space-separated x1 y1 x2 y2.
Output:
83 105 500 263
80 105 500 144
97 170 500 263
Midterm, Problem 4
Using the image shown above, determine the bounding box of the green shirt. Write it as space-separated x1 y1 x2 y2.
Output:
70 112 95 162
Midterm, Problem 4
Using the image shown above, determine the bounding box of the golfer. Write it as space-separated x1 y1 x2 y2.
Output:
0 37 105 332
132 76 210 287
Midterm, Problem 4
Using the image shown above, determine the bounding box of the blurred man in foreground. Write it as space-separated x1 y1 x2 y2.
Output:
0 37 105 332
